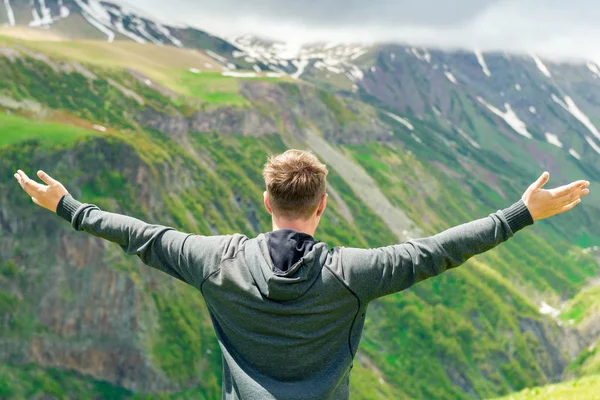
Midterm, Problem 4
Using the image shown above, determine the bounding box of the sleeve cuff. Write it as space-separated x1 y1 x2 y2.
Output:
502 199 534 234
57 195 83 223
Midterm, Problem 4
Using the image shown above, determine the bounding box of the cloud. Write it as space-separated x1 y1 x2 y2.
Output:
122 0 600 62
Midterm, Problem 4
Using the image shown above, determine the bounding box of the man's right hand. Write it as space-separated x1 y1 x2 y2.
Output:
14 170 69 213
522 172 590 221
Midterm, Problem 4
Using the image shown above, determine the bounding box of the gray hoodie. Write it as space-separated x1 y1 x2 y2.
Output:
57 195 533 400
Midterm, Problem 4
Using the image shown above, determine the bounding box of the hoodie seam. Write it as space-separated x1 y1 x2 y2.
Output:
200 267 221 295
323 264 362 359
199 248 244 294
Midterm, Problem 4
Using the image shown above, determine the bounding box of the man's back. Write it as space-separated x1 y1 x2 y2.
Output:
201 230 360 400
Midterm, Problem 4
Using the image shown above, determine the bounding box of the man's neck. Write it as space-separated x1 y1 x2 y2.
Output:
272 220 316 237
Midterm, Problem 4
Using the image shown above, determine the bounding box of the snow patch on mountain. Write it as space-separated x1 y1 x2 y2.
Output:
383 111 414 131
291 59 308 79
4 0 15 26
444 71 457 85
30 7 42 27
529 106 536 114
59 0 69 18
73 0 115 42
222 71 257 78
585 136 600 155
115 20 145 43
205 50 227 64
474 49 491 77
515 84 521 91
28 0 54 27
132 17 162 45
39 0 53 25
477 97 532 139
410 48 431 63
539 302 560 318
552 94 600 142
411 133 423 144
82 14 115 42
78 0 111 25
348 65 364 81
101 4 146 43
152 22 183 47
456 127 481 149
569 149 582 160
532 55 552 78
544 132 563 148
587 62 600 79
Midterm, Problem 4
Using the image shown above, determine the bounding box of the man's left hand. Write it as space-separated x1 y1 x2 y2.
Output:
14 170 69 213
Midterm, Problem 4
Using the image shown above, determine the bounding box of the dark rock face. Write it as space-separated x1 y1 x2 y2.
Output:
137 80 391 146
0 139 172 392
519 318 584 381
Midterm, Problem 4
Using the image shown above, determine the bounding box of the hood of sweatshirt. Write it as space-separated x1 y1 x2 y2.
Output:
244 229 328 301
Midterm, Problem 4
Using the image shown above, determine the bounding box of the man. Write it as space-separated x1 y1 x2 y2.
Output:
14 149 590 400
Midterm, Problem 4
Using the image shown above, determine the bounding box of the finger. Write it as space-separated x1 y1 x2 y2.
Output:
560 199 581 213
531 171 550 191
551 181 589 198
14 172 28 191
16 170 43 195
17 169 30 182
565 188 591 203
37 170 58 186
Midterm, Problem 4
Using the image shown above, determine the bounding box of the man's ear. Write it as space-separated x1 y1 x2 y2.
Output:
316 193 328 217
264 191 273 215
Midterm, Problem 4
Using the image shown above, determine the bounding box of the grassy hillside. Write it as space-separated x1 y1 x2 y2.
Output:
0 113 96 147
493 375 600 400
561 285 600 326
557 282 600 378
0 34 285 106
0 363 130 400
0 37 599 400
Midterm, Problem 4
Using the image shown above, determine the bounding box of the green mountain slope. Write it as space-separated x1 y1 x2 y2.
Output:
1 35 599 400
492 374 600 400
0 363 130 400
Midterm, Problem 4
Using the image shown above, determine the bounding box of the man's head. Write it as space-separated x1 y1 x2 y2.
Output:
263 150 328 234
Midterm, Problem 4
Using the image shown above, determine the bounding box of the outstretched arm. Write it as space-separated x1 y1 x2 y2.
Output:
14 170 230 287
340 172 590 302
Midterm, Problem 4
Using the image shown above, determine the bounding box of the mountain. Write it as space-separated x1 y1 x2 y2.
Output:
0 0 265 70
1 4 600 400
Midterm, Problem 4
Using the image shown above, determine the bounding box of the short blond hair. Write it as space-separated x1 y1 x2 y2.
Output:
263 149 328 219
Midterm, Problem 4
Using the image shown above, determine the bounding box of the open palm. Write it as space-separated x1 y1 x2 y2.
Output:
14 170 69 213
522 172 590 221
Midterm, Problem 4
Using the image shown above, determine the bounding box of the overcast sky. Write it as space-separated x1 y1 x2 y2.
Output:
122 0 600 61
